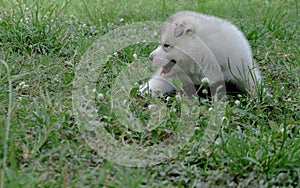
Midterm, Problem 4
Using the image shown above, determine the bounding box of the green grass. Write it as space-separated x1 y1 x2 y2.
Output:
1 0 299 187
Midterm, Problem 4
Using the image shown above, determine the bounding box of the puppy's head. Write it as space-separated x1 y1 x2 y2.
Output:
149 17 196 74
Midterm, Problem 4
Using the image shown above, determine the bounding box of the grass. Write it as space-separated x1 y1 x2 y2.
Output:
0 0 299 187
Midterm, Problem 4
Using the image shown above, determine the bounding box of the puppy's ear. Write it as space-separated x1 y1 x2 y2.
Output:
174 24 185 37
173 22 194 38
185 23 194 36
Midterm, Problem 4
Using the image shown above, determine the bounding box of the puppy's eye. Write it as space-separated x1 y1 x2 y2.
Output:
163 43 170 48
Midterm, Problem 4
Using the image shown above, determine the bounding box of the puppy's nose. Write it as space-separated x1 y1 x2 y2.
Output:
149 54 154 61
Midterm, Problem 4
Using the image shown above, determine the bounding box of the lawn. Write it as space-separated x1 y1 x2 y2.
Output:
1 0 299 187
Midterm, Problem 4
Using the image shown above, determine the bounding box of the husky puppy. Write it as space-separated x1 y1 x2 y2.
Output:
140 11 262 97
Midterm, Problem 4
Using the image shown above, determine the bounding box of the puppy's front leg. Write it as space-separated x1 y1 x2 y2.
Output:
140 76 175 97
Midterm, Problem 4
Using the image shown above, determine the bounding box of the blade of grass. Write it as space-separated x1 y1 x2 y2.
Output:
0 59 13 188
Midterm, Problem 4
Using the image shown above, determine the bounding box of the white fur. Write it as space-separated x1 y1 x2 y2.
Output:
141 11 262 96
